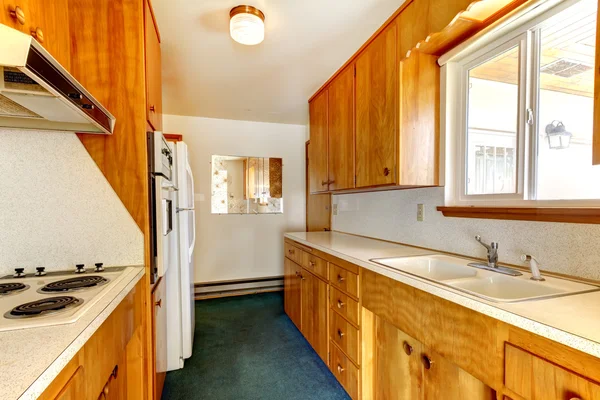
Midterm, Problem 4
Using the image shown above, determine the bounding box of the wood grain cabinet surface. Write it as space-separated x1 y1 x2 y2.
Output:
152 277 167 400
145 0 162 131
300 267 328 363
284 257 302 330
309 89 329 194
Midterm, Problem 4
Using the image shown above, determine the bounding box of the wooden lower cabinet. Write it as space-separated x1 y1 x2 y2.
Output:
300 267 328 363
153 277 167 400
284 257 302 329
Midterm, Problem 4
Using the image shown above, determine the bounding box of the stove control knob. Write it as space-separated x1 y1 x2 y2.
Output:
13 268 25 277
75 264 86 274
94 263 105 272
35 267 46 276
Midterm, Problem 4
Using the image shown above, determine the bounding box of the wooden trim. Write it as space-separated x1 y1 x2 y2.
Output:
437 206 600 224
308 0 413 103
163 133 183 142
145 0 161 42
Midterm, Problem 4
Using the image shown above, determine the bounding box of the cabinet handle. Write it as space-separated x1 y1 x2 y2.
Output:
383 167 390 176
403 341 413 355
30 27 44 43
9 6 25 25
321 180 328 186
300 274 305 281
309 261 316 267
422 355 433 370
328 180 335 185
337 275 345 283
337 364 345 374
155 298 162 308
337 329 344 339
337 300 345 309
288 249 295 254
103 384 109 395
150 105 156 112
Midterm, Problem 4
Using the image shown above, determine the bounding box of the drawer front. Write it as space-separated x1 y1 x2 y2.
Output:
330 263 359 299
284 242 303 265
330 287 359 327
330 311 360 365
505 344 600 400
302 252 328 280
331 342 359 400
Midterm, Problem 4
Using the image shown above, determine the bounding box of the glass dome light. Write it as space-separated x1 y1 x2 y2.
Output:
230 5 265 46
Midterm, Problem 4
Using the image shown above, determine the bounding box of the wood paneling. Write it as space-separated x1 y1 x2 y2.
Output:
397 1 428 59
145 0 162 131
399 51 440 186
331 342 360 400
505 344 600 400
331 310 360 365
309 90 329 193
437 206 600 224
594 0 600 165
355 22 397 188
328 64 355 191
29 0 71 69
284 257 302 329
330 263 359 299
330 286 360 327
301 267 328 363
302 251 328 281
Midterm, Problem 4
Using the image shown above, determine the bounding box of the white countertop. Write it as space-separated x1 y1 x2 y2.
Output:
285 231 600 358
0 266 145 400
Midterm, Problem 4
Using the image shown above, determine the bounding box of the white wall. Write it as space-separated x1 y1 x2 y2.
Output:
163 115 306 283
332 188 600 281
0 130 144 275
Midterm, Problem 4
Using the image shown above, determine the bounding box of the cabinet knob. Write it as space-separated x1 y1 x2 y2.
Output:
103 384 109 395
337 275 345 283
328 180 335 185
337 329 344 339
30 27 44 43
150 105 156 112
422 355 433 370
309 261 316 267
337 364 345 374
9 6 25 25
288 249 294 254
300 274 305 281
403 341 413 355
321 180 328 186
383 167 390 176
155 298 162 308
337 300 345 309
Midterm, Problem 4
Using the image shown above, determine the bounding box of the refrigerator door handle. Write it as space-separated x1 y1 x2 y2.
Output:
176 207 194 213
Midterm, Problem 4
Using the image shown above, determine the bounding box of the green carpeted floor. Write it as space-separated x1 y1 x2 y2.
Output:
162 292 351 400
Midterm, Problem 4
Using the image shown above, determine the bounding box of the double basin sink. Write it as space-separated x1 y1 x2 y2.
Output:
370 255 599 303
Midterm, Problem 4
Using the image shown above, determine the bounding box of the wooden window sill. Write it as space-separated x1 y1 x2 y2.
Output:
436 206 600 224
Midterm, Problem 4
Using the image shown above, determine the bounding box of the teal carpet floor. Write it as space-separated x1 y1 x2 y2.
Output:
162 292 350 400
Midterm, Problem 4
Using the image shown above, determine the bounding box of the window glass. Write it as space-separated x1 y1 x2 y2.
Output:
466 46 520 194
536 0 600 200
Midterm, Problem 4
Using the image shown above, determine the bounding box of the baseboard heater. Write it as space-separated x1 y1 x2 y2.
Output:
194 276 283 300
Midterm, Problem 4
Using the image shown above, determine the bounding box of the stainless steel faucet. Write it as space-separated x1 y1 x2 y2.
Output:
475 235 498 268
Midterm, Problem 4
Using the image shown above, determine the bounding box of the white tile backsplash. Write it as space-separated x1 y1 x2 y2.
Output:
0 130 144 275
332 187 600 281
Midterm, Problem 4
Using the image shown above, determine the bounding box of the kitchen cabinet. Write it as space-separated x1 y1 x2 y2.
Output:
153 277 167 400
284 257 302 330
300 267 328 363
1 0 30 33
145 0 162 131
355 22 398 188
309 89 329 193
328 64 355 191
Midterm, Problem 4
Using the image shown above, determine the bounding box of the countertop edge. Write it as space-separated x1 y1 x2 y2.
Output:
284 232 600 359
18 267 145 400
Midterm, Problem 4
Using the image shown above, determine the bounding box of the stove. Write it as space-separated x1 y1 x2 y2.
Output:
0 266 129 332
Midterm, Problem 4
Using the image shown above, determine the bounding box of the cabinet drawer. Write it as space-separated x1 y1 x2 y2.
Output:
302 252 328 280
330 287 359 327
330 311 360 365
330 263 359 298
330 341 359 400
505 344 600 400
284 242 303 265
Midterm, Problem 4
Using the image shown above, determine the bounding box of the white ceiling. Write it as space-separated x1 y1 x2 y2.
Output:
153 0 405 125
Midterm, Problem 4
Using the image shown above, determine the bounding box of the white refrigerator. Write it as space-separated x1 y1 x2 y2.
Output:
165 141 196 371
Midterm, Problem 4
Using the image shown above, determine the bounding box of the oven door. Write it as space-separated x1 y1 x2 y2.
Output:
154 176 175 278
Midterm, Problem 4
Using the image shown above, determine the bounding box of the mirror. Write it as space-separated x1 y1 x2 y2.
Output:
211 155 283 214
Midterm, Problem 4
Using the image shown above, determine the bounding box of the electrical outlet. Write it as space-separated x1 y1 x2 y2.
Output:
332 204 338 216
417 204 424 222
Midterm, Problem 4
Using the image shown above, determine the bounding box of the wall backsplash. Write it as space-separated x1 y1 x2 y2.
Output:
332 187 600 281
0 130 144 275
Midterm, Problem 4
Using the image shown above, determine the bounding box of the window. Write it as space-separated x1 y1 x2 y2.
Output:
447 0 600 206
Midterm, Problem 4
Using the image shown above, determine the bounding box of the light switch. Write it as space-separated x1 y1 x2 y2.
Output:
417 204 424 222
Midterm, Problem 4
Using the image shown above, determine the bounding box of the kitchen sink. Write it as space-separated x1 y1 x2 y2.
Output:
370 255 600 303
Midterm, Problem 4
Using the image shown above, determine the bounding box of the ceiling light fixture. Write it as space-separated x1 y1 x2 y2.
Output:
229 5 265 46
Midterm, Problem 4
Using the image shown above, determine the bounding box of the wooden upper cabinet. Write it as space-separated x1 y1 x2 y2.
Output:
0 0 30 32
309 89 329 194
593 3 600 165
355 22 398 188
328 64 355 191
145 0 162 131
398 51 439 186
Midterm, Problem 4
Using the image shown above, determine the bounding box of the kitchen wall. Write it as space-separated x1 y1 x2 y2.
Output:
163 115 306 283
0 130 144 275
332 187 600 281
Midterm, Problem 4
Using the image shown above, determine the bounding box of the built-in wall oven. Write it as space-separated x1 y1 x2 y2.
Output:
148 131 176 283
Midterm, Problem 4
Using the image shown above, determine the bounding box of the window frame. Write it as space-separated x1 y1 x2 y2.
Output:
444 0 600 208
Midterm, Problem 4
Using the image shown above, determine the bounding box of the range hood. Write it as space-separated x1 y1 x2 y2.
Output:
0 24 115 134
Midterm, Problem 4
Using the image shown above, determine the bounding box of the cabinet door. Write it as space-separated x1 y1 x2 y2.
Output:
153 278 167 400
356 22 397 188
28 0 70 70
328 64 355 191
398 51 439 186
145 0 162 131
300 268 328 363
54 366 85 400
0 0 30 33
309 89 329 193
284 258 302 330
